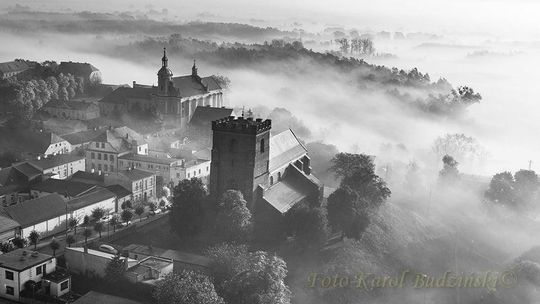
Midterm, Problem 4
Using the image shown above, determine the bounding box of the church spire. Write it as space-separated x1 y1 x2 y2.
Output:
162 47 168 67
192 59 198 76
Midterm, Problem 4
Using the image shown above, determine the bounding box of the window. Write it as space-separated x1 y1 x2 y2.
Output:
5 286 13 295
91 163 95 169
43 264 46 274
110 155 114 162
199 169 201 174
95 143 99 148
188 173 190 178
5 271 13 280
97 153 101 160
101 143 105 148
60 280 69 291
104 154 108 161
110 165 114 172
260 138 265 153
207 166 209 172
91 152 95 159
278 172 282 181
36 265 42 275
98 164 102 171
104 164 108 172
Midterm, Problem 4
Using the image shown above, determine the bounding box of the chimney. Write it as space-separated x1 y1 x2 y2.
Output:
133 81 136 87
84 246 88 254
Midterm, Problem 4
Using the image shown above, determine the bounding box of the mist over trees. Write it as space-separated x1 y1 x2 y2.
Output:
485 169 539 210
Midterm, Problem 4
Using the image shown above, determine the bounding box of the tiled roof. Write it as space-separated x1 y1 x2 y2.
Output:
27 154 84 170
189 106 233 126
12 131 66 154
30 178 96 197
117 169 155 181
62 129 104 145
269 129 307 172
67 187 115 211
0 61 29 74
0 214 20 233
12 162 42 180
5 193 66 227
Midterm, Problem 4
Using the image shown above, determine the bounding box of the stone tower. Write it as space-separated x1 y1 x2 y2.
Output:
210 116 271 209
157 47 173 96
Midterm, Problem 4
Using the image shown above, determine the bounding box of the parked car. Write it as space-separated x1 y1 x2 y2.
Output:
150 208 162 215
98 244 118 255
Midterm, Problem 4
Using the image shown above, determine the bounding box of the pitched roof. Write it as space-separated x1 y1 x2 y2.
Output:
117 169 155 181
189 106 234 126
61 129 104 145
67 187 115 211
119 153 179 165
13 131 66 154
0 61 29 74
12 162 42 180
0 249 53 272
27 154 84 171
70 171 105 185
43 99 98 111
30 178 96 197
0 214 20 233
105 184 132 198
5 193 66 227
269 129 307 172
99 86 155 105
171 75 221 98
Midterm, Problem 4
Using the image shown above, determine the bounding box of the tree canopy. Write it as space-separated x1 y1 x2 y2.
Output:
214 190 252 243
153 271 224 304
170 178 207 239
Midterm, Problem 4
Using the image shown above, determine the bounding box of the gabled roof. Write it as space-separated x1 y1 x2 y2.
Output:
0 214 20 233
12 162 42 180
70 171 105 185
0 61 29 74
14 131 66 154
269 129 308 172
62 129 104 145
30 178 96 197
171 75 221 98
67 187 115 211
99 86 155 105
117 169 155 181
189 106 233 126
5 193 66 227
27 154 84 171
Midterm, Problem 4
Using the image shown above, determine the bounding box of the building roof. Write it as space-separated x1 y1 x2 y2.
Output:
162 249 213 268
99 86 155 105
12 162 42 180
117 169 155 181
58 61 99 78
27 154 84 171
119 153 179 166
31 178 96 197
105 184 132 198
5 194 66 227
70 171 105 185
0 249 53 272
123 244 167 257
67 187 115 211
61 129 104 145
14 131 66 154
189 106 234 126
43 99 98 111
269 129 308 172
128 256 172 274
171 75 221 98
0 214 20 233
0 61 29 74
73 291 143 304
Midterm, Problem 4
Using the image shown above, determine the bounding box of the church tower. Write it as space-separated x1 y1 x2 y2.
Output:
157 48 173 96
210 116 271 208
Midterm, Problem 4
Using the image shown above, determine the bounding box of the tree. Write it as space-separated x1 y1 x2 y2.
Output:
170 178 206 239
104 254 127 283
68 218 78 235
28 231 40 250
135 206 145 221
214 190 252 242
91 207 105 222
205 243 251 296
83 215 90 227
121 209 133 224
439 154 460 183
83 228 92 245
286 204 329 251
485 170 540 210
331 153 375 180
66 235 75 247
12 237 26 249
121 200 132 210
94 221 105 238
514 170 539 206
153 271 224 304
149 202 157 213
0 242 14 253
49 238 60 257
109 215 120 233
327 186 368 239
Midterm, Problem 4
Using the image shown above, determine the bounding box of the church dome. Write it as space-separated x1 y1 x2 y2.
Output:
158 66 173 77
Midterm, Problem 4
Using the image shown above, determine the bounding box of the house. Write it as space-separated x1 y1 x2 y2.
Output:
41 99 100 121
67 187 116 221
124 256 173 284
105 184 132 212
85 126 148 175
0 61 29 79
0 249 70 302
118 153 183 185
4 193 67 238
7 130 71 159
73 291 143 304
30 179 97 200
26 154 85 180
180 159 211 185
105 169 156 203
0 162 44 206
61 129 105 151
69 171 105 186
0 215 20 243
64 247 137 278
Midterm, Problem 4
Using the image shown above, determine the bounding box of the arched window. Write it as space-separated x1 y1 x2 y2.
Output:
278 172 282 181
270 176 274 185
260 138 265 153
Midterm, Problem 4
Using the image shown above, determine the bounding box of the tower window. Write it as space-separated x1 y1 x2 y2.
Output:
260 139 265 153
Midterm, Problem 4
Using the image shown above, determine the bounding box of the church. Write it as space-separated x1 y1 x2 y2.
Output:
98 48 224 128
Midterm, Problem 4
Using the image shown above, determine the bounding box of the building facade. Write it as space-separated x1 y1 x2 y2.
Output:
41 99 100 121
